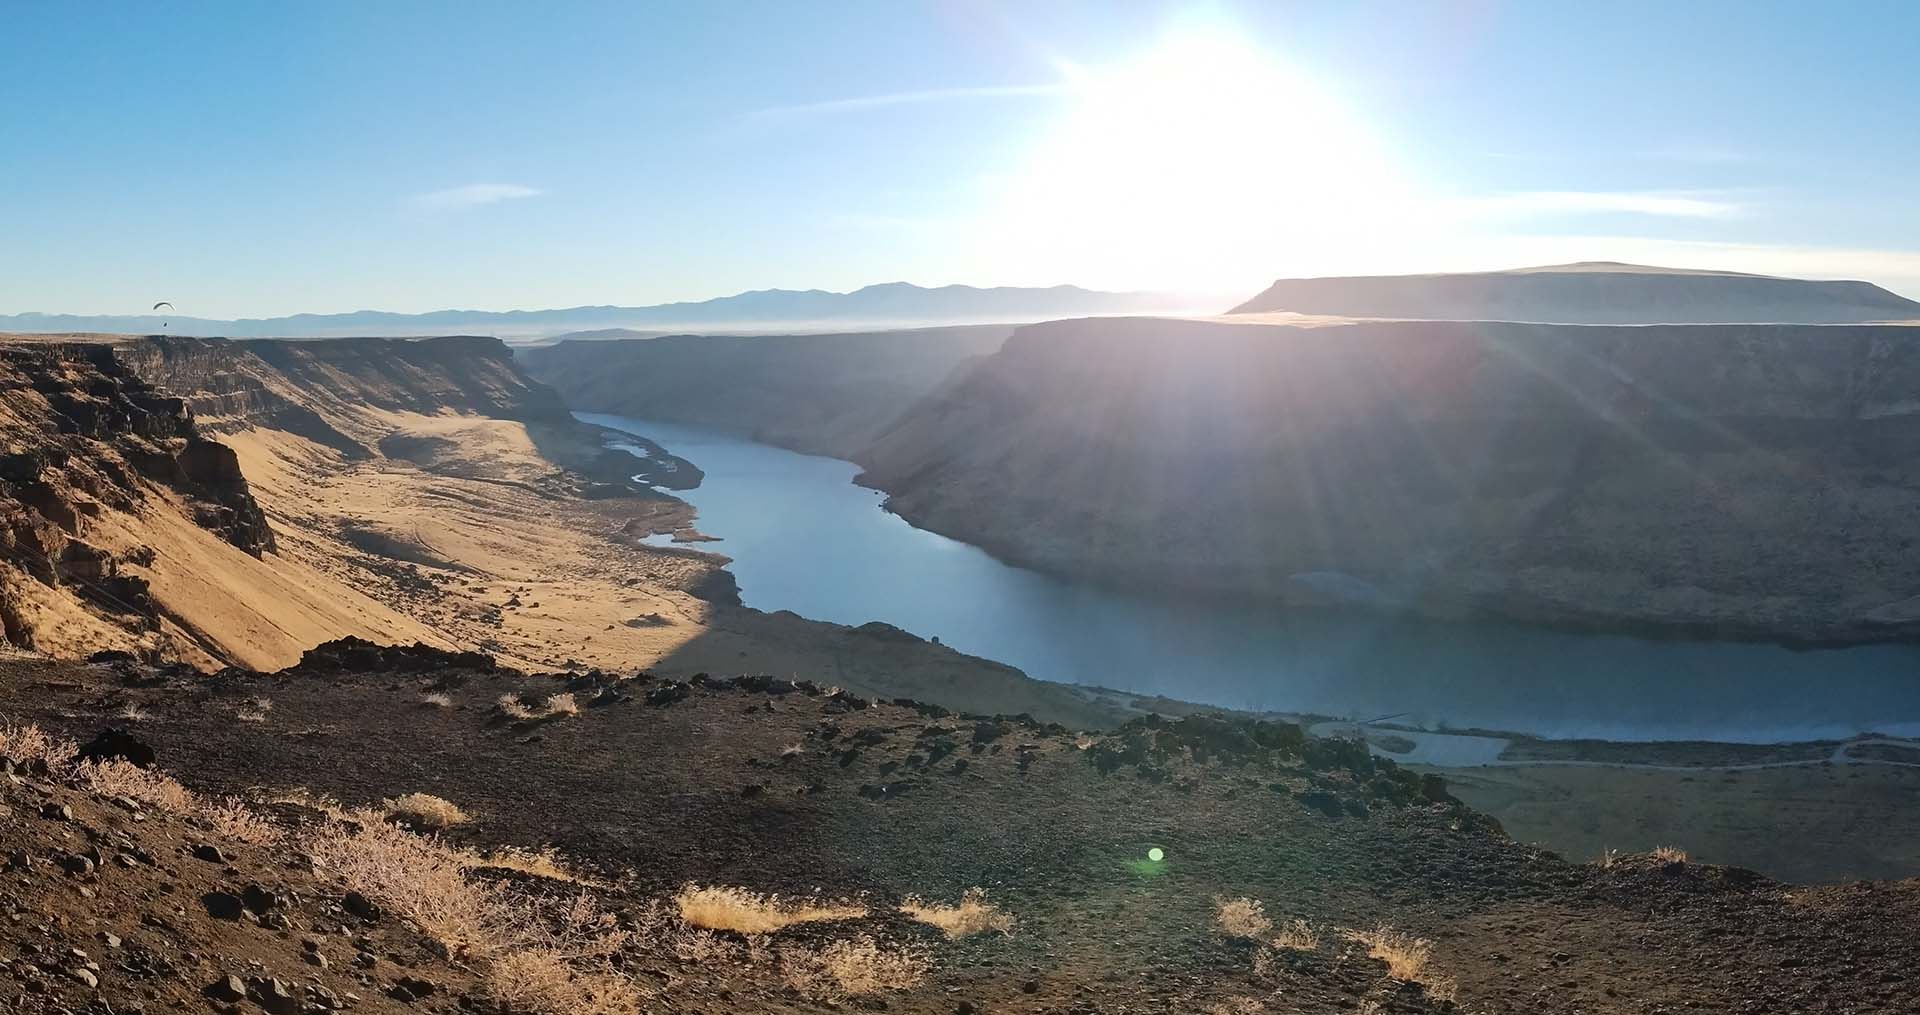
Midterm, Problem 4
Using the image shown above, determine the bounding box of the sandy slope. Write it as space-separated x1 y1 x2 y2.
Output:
215 412 1126 727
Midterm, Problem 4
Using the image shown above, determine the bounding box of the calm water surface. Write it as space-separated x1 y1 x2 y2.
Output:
582 412 1920 742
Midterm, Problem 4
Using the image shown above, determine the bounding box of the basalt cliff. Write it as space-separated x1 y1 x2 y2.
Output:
854 315 1920 643
0 340 277 661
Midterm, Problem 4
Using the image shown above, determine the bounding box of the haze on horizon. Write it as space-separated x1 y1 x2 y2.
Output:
6 0 1920 318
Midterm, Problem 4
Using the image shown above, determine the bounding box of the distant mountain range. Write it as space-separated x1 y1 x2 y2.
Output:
0 282 1192 341
1229 262 1920 325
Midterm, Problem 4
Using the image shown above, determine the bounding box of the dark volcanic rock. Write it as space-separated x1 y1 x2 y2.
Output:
76 727 157 769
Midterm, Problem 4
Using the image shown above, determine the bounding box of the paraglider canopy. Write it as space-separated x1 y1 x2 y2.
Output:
151 301 173 311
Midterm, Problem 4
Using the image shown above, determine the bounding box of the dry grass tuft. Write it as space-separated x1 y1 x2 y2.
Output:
781 935 928 998
476 845 608 887
497 691 580 721
1598 847 1621 869
675 885 866 934
115 703 155 721
778 743 805 760
1206 999 1268 1015
497 693 539 721
901 888 1014 938
384 792 472 830
236 709 271 723
1271 918 1318 952
422 692 455 709
1215 897 1274 940
1651 845 1689 864
1344 925 1456 1001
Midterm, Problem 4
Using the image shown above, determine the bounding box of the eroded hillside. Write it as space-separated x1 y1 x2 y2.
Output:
0 331 1127 725
0 339 430 666
855 316 1920 643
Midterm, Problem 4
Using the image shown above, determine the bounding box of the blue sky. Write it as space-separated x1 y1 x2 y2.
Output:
6 1 1920 317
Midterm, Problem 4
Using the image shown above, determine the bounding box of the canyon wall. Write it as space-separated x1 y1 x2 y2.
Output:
521 325 1011 460
854 316 1920 643
0 332 587 668
116 334 572 445
0 340 295 660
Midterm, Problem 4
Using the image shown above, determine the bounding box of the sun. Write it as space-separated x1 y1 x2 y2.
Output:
978 25 1419 296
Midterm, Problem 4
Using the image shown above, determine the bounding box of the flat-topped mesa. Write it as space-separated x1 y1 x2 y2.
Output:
854 315 1920 644
1228 262 1920 324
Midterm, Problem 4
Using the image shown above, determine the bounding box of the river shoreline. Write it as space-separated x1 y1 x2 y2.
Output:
587 412 1920 747
853 470 1920 651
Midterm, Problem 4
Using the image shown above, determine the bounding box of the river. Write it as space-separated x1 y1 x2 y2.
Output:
581 412 1920 743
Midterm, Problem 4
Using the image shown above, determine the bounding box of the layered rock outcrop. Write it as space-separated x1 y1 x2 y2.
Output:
114 334 571 448
0 341 275 647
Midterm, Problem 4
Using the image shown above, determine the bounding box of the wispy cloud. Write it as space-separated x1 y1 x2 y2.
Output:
748 83 1068 121
1453 189 1749 220
414 183 543 211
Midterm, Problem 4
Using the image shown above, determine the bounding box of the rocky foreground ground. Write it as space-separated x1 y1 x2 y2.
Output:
2 641 1916 1014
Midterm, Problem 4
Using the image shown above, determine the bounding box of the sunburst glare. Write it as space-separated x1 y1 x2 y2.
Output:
980 24 1423 295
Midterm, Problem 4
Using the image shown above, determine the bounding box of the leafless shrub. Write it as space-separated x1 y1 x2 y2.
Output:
675 885 866 934
1206 998 1268 1015
901 888 1013 938
204 796 282 845
1651 845 1689 864
71 747 280 844
543 693 580 717
384 792 471 830
0 722 76 771
1215 897 1273 940
1597 847 1621 869
781 935 928 998
305 813 644 1013
78 758 196 812
308 810 498 953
